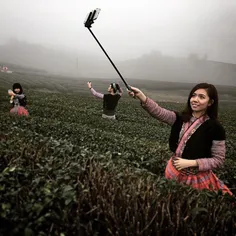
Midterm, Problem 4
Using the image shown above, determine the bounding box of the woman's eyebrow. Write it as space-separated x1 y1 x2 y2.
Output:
193 92 206 96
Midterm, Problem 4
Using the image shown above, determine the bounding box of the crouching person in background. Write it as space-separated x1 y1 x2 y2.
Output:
8 83 29 116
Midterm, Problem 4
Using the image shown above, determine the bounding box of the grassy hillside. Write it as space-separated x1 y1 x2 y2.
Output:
0 72 236 235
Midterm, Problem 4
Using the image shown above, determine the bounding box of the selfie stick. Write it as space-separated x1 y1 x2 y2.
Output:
84 8 131 91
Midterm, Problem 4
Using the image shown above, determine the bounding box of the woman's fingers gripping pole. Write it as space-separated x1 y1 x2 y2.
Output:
127 86 147 103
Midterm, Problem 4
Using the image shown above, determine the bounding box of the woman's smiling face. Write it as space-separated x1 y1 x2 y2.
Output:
190 88 213 115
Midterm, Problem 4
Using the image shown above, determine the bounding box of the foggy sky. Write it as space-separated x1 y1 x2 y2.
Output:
0 0 236 63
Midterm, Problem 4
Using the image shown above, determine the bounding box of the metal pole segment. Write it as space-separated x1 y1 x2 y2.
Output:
87 28 131 90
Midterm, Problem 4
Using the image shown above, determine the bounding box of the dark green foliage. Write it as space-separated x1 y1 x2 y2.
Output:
0 75 236 235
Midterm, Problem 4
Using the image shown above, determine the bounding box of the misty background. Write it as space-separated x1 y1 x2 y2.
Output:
0 0 236 85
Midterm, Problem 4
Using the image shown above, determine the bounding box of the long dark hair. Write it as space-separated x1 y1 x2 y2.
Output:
181 83 219 122
110 83 120 93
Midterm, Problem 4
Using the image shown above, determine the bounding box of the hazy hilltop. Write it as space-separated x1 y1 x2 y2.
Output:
118 51 236 86
0 39 235 86
0 39 108 77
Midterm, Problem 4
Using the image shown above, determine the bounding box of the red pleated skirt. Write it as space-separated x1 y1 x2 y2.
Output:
165 157 232 195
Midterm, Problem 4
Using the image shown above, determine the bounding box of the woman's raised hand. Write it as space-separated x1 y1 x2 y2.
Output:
8 90 15 96
87 82 92 89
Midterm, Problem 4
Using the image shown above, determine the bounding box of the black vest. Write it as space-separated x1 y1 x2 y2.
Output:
169 112 225 160
103 94 121 116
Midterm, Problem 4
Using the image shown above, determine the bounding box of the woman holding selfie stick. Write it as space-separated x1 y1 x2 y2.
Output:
128 83 232 195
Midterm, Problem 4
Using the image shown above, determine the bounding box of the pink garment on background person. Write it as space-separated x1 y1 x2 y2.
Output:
10 106 29 116
90 88 104 99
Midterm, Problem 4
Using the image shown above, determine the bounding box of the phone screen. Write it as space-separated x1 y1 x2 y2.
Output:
93 8 101 21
